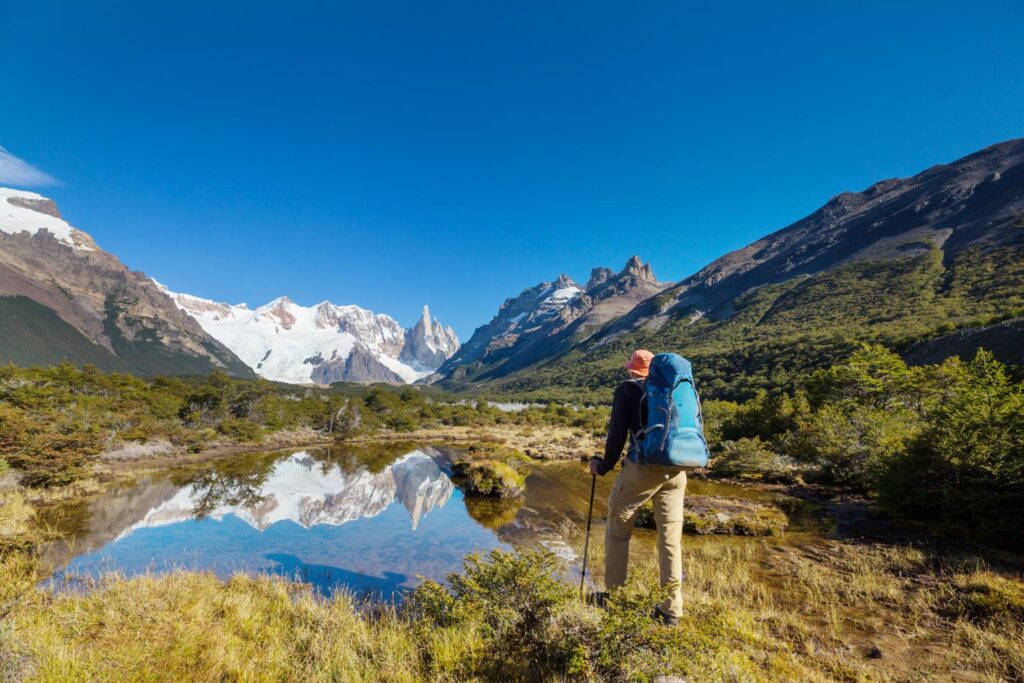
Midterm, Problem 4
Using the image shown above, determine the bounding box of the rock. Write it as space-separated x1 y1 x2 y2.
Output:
635 494 788 536
6 194 61 218
101 440 176 461
310 345 405 384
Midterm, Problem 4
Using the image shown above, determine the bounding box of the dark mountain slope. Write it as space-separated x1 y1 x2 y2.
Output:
0 295 130 371
0 190 254 377
468 138 1024 401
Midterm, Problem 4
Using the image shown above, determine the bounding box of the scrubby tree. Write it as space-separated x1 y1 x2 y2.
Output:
878 351 1024 543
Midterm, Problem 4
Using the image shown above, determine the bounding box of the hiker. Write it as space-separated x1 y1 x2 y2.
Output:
588 349 688 625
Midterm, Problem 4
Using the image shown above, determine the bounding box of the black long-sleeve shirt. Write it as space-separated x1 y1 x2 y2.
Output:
596 378 645 475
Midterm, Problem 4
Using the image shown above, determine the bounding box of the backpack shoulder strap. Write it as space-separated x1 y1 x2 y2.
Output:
626 378 648 461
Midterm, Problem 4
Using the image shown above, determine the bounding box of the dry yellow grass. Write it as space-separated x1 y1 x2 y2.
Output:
2 537 1022 681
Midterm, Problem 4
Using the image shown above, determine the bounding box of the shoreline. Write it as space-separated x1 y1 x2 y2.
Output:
346 424 600 462
4 423 594 507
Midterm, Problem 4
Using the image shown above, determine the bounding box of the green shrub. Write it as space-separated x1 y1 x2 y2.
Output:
457 460 526 497
215 419 264 442
787 345 925 488
711 437 802 483
15 432 101 487
877 351 1024 545
408 549 589 678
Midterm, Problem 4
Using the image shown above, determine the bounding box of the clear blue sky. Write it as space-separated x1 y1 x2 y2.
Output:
2 1 1021 339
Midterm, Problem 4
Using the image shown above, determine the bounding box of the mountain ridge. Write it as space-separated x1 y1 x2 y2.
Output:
3 136 1021 394
433 255 668 385
161 286 459 385
0 187 459 384
440 137 1024 400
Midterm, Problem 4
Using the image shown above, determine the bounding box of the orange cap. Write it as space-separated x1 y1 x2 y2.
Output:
625 349 654 377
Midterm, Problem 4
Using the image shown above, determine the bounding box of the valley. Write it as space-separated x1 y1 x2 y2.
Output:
1 137 1022 682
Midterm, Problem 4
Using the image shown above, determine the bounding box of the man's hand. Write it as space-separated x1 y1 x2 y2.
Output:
588 458 603 477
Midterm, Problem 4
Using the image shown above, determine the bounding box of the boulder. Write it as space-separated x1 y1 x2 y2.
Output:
635 494 788 536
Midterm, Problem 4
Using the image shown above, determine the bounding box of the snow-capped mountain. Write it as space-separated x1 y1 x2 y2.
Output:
122 448 455 535
438 274 583 374
161 286 459 385
0 188 95 250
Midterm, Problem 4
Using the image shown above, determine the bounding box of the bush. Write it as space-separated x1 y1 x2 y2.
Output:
787 345 924 488
711 437 802 483
457 460 526 498
408 549 589 678
11 432 101 487
787 402 919 488
215 419 264 442
877 351 1024 545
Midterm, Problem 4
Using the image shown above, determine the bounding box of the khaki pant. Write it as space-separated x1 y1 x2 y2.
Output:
604 457 687 618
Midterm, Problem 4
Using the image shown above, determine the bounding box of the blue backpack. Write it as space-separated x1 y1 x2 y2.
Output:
628 353 710 468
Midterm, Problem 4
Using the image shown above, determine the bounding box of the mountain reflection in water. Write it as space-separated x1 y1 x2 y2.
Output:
47 446 505 599
129 449 455 533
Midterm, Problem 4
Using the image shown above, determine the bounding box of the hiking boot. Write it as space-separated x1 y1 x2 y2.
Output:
652 605 679 626
586 591 609 608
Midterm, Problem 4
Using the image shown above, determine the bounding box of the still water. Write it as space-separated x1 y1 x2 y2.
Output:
45 445 516 599
42 443 765 601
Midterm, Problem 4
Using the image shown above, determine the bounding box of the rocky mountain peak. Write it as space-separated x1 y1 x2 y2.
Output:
620 255 656 283
167 289 456 384
313 301 338 328
401 305 460 370
585 267 614 291
1 188 95 252
6 194 61 219
419 304 433 335
552 274 577 289
433 255 668 385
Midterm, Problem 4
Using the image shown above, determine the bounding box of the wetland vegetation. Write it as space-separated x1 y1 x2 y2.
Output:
1 344 1023 681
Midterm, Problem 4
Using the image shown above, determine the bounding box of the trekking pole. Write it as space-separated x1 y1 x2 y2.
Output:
579 460 597 599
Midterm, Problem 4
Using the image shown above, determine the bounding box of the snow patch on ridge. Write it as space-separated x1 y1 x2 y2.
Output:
0 188 93 250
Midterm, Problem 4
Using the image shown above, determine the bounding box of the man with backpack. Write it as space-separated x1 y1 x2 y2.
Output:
588 349 710 625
